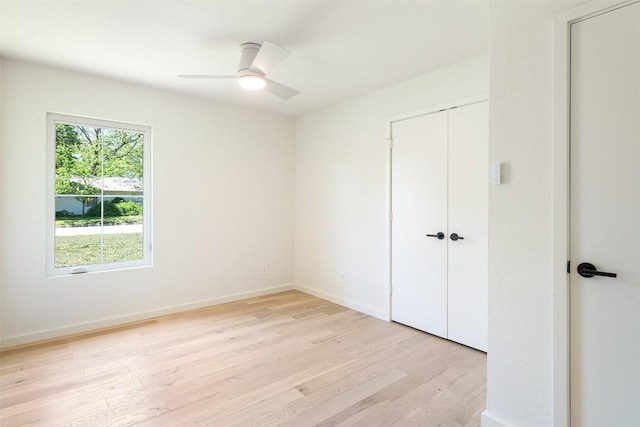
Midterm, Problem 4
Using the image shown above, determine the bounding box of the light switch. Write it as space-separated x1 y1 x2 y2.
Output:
492 163 502 184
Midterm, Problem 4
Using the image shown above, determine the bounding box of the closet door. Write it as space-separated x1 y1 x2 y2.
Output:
447 101 488 351
391 111 448 338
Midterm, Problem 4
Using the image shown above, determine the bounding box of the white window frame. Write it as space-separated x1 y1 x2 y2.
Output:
46 113 152 277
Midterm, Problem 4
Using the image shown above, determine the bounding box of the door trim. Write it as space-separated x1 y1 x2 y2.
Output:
552 1 638 425
385 93 488 322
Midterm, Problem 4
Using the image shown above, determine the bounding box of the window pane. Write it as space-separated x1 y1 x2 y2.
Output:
102 129 144 187
55 195 102 267
102 197 144 263
100 129 145 264
54 123 103 268
55 124 102 204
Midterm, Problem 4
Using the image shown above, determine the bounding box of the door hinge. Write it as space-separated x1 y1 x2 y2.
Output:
389 211 393 222
567 260 571 274
387 137 393 149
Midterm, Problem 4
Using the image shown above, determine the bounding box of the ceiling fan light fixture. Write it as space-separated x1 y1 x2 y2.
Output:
180 41 299 100
238 74 266 90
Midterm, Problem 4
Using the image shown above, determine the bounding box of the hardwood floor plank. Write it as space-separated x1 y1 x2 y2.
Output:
0 369 31 387
282 368 408 427
0 378 142 425
0 291 486 426
0 364 132 409
156 339 318 410
202 388 304 427
316 364 464 427
0 398 109 427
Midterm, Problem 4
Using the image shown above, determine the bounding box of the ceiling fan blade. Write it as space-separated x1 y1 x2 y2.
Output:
250 41 291 74
178 75 236 79
265 79 300 100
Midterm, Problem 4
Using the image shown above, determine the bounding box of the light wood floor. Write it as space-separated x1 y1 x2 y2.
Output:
0 291 486 426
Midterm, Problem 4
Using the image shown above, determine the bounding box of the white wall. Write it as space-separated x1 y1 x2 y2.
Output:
294 55 488 319
483 1 585 427
0 59 295 347
0 57 3 339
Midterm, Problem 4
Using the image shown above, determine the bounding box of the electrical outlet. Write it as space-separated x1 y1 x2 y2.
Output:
261 264 268 275
340 271 346 283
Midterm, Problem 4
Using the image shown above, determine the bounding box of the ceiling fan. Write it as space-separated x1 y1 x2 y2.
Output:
179 41 300 100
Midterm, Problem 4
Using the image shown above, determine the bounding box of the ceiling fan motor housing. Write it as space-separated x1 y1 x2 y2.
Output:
238 42 262 74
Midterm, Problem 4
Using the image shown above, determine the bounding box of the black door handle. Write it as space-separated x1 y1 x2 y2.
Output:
450 233 464 241
577 262 617 278
426 232 445 240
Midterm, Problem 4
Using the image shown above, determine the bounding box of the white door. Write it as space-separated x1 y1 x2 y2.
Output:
570 3 640 426
391 111 448 338
448 102 488 351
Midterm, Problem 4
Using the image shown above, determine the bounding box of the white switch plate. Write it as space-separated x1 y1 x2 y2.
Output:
492 163 502 184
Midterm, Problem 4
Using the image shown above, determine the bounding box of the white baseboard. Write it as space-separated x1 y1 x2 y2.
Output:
481 410 517 427
0 284 293 349
293 283 387 321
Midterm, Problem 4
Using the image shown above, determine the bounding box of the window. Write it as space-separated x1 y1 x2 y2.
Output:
47 113 152 276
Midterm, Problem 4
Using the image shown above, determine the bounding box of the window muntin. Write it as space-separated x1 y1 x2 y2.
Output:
47 114 151 276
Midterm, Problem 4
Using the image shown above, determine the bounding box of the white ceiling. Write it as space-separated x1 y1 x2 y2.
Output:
0 0 489 116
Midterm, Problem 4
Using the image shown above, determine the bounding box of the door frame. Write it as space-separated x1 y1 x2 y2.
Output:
552 1 638 425
385 93 488 322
